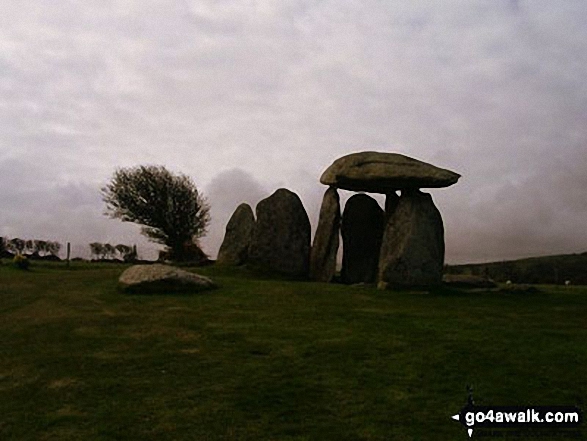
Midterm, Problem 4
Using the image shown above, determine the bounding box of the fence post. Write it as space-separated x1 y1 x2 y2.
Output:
66 242 71 267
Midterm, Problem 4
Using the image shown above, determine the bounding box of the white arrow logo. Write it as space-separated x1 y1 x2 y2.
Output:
451 414 474 438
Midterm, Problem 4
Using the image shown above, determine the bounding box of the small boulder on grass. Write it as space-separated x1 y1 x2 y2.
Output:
119 264 216 294
499 283 540 294
442 274 497 289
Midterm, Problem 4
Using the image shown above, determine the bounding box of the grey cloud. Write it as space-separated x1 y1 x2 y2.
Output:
0 158 157 258
440 146 587 263
0 182 156 259
0 1 586 264
200 168 269 258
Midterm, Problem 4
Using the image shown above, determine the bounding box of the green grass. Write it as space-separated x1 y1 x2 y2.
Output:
1 260 585 440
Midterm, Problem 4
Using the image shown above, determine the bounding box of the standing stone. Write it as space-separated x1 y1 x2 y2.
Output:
385 192 400 220
310 187 341 282
248 188 311 277
341 194 385 284
217 203 256 266
378 190 444 288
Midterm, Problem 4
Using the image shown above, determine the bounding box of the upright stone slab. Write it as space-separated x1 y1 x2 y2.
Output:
217 203 255 266
310 187 341 282
385 192 400 220
248 188 311 277
378 190 444 288
341 194 385 284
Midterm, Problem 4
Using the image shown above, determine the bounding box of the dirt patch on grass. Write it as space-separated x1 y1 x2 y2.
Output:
0 367 41 391
166 306 192 312
74 326 101 337
54 405 86 417
9 299 77 323
92 350 124 360
179 348 201 354
126 327 201 342
47 378 80 389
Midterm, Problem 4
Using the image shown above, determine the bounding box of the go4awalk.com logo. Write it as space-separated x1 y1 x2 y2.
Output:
451 387 583 438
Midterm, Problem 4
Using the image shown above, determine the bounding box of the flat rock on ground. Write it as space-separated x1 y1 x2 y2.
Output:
320 151 460 193
442 274 498 289
119 264 216 294
499 284 540 294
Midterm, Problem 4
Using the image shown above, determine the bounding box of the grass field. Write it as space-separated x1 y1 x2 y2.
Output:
0 261 585 440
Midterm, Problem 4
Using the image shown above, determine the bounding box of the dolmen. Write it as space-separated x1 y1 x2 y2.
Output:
313 151 460 288
217 151 459 288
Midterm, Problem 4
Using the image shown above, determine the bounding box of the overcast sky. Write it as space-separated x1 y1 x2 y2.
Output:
1 0 586 264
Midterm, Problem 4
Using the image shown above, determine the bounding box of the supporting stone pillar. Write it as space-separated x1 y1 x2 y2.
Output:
341 194 385 284
378 189 444 289
309 187 340 282
385 191 400 220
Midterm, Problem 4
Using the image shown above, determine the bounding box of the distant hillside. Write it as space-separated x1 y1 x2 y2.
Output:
445 252 587 285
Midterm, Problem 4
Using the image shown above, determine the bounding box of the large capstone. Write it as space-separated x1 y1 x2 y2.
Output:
310 187 341 282
248 188 311 277
320 151 460 193
341 193 385 284
119 264 216 294
216 203 255 266
378 190 444 288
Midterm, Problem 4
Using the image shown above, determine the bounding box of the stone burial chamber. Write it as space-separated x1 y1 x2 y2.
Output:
312 151 460 288
217 151 459 287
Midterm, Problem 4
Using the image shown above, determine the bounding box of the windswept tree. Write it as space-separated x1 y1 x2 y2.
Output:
115 244 131 257
46 241 61 257
103 243 115 260
101 165 211 261
115 244 136 262
89 242 104 260
8 238 25 255
34 240 48 256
